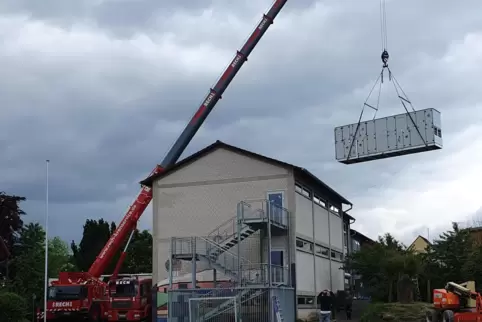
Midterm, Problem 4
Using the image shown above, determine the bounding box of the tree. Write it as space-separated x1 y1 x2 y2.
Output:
425 222 473 285
71 218 153 275
48 237 76 276
344 233 422 302
0 291 27 322
71 219 112 272
123 229 152 274
10 223 45 312
0 192 26 262
378 233 405 251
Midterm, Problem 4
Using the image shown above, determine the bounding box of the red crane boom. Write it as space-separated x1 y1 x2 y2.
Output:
88 0 288 278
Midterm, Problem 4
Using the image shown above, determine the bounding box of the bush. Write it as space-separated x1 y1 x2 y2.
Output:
361 302 432 322
0 292 27 322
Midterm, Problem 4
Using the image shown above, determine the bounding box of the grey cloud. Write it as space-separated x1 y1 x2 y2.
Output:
0 0 482 242
0 0 320 39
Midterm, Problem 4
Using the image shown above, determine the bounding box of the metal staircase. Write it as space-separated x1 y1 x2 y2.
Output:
172 236 250 282
208 224 257 261
170 200 290 321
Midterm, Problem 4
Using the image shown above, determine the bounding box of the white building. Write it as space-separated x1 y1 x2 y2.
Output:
141 140 354 315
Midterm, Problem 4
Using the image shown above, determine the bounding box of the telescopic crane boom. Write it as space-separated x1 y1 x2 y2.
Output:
88 0 288 279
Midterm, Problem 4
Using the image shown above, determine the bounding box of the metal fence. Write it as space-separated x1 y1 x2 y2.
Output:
168 287 295 322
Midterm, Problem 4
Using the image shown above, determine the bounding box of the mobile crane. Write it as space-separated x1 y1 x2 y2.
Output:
45 0 288 321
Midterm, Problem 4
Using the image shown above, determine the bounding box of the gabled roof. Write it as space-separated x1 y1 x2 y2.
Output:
408 235 431 251
418 235 430 245
141 140 351 206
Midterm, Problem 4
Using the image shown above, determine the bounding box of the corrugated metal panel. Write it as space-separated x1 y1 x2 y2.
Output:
330 261 345 292
334 108 443 164
295 251 315 293
295 193 313 238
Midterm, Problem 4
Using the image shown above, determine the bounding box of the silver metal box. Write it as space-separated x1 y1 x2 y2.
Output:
334 108 443 164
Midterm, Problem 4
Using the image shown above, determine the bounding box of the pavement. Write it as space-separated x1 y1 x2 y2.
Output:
332 299 369 322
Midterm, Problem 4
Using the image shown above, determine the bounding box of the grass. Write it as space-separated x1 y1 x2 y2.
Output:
360 302 433 322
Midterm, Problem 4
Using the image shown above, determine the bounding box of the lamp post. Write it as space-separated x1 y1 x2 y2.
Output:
43 160 50 322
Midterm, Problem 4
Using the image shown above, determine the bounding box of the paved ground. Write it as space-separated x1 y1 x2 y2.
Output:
333 299 369 322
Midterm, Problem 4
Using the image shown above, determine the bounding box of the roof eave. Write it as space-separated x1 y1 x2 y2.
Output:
293 167 352 206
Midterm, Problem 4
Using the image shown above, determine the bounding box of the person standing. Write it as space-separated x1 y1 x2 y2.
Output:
317 289 333 322
345 291 353 320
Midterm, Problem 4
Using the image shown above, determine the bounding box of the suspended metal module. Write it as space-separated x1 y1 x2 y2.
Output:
335 108 442 164
333 0 443 164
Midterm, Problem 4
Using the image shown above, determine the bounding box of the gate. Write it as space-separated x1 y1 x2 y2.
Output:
189 296 238 322
168 287 294 322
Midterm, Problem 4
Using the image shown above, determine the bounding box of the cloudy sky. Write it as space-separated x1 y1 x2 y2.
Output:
1 0 481 247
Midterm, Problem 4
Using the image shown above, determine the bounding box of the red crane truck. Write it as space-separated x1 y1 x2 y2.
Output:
107 276 152 321
45 0 288 321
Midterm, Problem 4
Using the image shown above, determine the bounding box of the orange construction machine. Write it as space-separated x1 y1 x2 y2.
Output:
427 281 482 321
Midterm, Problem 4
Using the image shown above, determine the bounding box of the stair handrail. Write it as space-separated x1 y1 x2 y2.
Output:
198 236 253 267
238 199 289 226
207 215 236 242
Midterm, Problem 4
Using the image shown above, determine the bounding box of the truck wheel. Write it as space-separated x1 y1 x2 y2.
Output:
146 311 152 322
442 310 454 322
426 309 439 322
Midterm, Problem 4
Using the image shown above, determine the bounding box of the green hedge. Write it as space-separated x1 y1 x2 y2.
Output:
0 292 28 322
361 302 432 322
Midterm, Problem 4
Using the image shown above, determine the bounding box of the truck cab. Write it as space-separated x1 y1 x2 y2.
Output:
107 277 152 321
47 283 106 321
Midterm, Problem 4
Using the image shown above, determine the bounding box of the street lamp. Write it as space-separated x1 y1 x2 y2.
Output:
43 160 50 322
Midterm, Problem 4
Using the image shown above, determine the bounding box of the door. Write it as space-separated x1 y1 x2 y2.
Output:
271 250 285 284
267 191 284 225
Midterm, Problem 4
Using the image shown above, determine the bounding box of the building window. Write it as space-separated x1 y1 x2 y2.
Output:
330 205 340 214
296 239 304 248
331 250 343 261
297 296 315 305
295 184 303 194
353 240 361 252
295 182 311 199
296 237 313 253
316 245 329 257
313 195 326 208
344 223 349 253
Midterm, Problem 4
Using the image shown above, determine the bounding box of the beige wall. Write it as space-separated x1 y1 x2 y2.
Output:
409 236 429 254
152 147 292 284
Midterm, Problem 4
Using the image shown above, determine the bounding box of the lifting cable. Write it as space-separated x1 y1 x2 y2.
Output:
346 0 427 161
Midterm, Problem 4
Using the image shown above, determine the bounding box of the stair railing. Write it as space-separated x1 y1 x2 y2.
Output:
238 199 288 227
198 236 253 279
207 215 237 245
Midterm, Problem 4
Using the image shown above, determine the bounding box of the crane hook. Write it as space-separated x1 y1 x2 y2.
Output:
381 50 389 68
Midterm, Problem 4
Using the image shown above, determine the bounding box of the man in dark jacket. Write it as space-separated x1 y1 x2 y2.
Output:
317 289 333 322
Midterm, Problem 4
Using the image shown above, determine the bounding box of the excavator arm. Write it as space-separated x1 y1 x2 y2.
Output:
87 0 289 279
